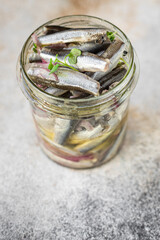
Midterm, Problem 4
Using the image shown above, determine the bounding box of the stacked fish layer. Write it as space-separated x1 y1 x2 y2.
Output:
27 25 127 98
26 25 129 168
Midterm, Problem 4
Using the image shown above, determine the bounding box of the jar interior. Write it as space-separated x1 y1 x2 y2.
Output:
18 15 139 168
21 15 133 107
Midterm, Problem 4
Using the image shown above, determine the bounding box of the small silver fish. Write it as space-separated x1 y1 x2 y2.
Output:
75 127 111 153
42 135 95 162
43 25 71 35
70 90 86 99
109 82 119 90
100 64 127 91
54 118 77 145
98 122 127 163
45 87 67 96
44 43 67 50
40 48 110 72
68 124 104 145
29 53 42 63
27 65 100 96
27 67 59 84
101 39 125 59
63 41 110 53
38 28 107 46
92 39 125 80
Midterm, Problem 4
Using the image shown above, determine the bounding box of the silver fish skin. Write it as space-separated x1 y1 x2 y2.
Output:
109 82 119 90
92 39 125 80
27 67 59 86
63 41 110 53
55 68 101 95
27 66 100 96
29 53 42 63
44 43 67 50
26 63 48 69
75 128 110 153
40 49 110 72
45 87 67 96
100 64 127 91
43 25 71 35
70 124 103 142
54 118 77 145
38 28 107 46
70 90 87 99
101 39 125 59
98 123 127 163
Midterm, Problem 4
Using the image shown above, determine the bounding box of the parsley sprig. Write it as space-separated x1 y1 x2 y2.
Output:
48 48 81 74
107 31 117 42
48 58 60 74
33 43 37 53
64 48 81 64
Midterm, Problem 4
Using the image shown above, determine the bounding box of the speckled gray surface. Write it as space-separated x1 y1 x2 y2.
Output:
0 0 160 239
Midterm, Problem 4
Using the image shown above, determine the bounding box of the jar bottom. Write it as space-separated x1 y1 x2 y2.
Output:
38 122 127 169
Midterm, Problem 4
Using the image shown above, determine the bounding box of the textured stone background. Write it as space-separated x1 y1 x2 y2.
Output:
0 0 160 239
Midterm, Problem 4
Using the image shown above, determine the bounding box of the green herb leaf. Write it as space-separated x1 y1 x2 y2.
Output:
33 43 38 53
49 64 60 74
70 48 81 57
33 48 37 53
33 43 37 48
68 55 77 64
48 58 53 70
68 48 81 64
107 31 116 42
54 54 59 63
48 54 78 73
48 58 60 74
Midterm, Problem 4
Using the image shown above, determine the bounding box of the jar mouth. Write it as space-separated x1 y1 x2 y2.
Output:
20 15 135 105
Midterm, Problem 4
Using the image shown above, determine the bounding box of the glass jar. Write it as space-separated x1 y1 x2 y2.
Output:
17 15 139 169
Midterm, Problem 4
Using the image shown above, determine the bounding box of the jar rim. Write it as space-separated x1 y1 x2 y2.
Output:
20 15 135 104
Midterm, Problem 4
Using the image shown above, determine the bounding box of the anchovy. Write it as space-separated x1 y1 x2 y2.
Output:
63 41 110 53
45 87 67 96
27 66 59 84
53 118 77 145
74 127 112 153
70 90 86 99
109 82 119 90
99 62 124 84
29 53 42 63
101 39 125 59
38 28 108 46
68 124 104 145
40 48 110 72
100 64 127 91
91 39 125 80
43 25 71 35
98 122 127 163
42 136 95 162
45 43 67 50
41 130 80 155
27 65 100 96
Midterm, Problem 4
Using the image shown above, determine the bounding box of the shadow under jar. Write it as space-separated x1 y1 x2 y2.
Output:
17 15 139 169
